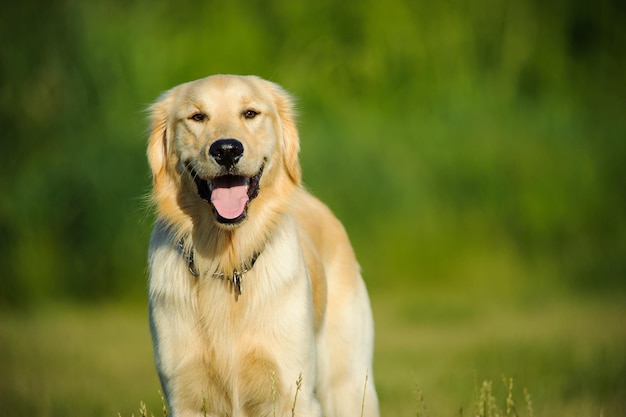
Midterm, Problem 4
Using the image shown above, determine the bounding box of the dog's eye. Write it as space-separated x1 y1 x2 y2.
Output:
243 110 259 119
190 113 207 122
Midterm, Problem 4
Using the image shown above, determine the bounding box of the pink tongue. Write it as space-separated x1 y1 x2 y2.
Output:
211 184 249 219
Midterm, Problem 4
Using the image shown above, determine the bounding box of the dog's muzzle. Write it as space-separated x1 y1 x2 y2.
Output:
186 140 263 225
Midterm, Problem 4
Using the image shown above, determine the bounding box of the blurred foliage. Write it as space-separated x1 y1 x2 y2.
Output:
1 0 625 308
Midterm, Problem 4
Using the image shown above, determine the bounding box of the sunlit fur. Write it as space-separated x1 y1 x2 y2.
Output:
147 75 379 417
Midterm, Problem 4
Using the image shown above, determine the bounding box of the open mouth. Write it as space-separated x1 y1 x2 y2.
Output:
188 165 263 224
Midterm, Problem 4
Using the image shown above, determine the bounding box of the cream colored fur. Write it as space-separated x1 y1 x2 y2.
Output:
147 74 379 417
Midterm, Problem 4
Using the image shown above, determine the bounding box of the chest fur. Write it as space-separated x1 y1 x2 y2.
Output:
148 221 318 415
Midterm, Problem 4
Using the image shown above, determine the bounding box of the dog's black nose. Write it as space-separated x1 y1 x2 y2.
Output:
209 139 244 167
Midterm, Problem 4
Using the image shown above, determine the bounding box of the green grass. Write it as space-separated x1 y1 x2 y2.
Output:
0 304 162 416
373 290 626 417
1 291 624 417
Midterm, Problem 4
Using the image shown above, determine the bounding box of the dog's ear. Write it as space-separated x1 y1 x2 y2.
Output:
268 82 302 185
147 89 175 184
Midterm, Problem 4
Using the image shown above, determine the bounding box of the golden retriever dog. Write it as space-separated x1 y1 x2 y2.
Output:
147 74 379 417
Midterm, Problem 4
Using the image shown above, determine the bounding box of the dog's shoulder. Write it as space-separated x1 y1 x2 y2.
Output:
288 188 363 326
289 188 354 260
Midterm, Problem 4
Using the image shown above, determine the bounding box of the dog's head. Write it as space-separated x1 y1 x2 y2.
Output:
148 75 301 230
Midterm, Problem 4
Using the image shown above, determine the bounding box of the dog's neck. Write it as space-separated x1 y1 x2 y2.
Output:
176 237 261 301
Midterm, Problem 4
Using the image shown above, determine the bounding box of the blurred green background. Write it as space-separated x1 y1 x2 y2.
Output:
1 0 625 416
